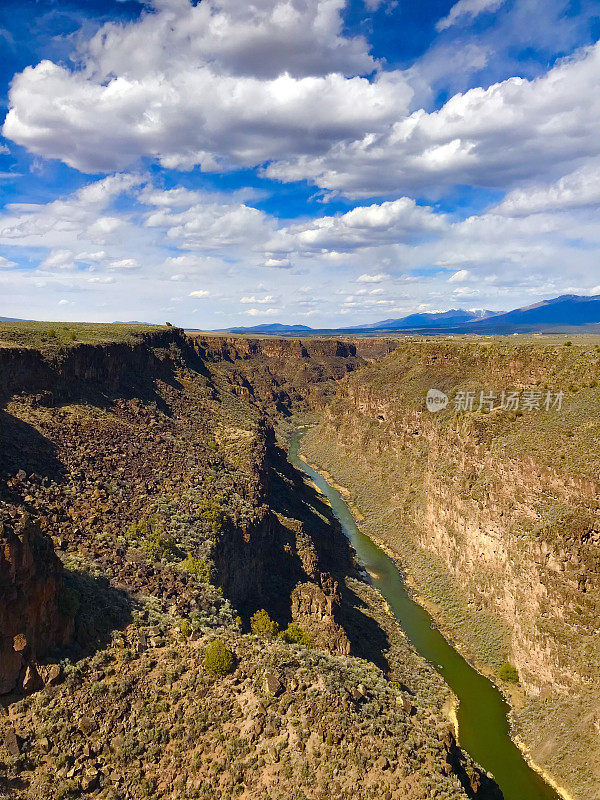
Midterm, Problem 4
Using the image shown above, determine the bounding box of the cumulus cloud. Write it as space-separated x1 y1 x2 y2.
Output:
448 269 472 282
436 0 505 32
144 189 277 251
1 170 599 327
3 0 410 174
284 198 447 253
246 307 279 316
0 255 16 268
356 273 391 282
494 160 600 216
4 0 597 209
240 295 275 304
267 42 600 196
263 257 291 268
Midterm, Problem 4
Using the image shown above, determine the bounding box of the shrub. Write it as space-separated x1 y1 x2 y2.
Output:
204 639 234 675
125 516 178 561
279 622 313 647
250 609 279 638
198 497 226 536
180 554 210 583
498 662 520 684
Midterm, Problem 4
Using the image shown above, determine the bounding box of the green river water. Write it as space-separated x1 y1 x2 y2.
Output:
289 431 560 800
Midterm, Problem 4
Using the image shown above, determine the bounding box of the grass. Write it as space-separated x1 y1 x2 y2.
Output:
0 320 167 350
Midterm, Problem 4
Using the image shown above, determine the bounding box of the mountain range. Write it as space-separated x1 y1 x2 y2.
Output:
224 294 600 335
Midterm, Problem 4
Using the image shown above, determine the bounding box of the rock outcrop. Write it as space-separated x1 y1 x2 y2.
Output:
291 574 351 655
0 513 70 696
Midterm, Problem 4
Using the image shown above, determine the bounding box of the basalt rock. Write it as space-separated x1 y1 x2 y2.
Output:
0 513 71 696
291 574 351 655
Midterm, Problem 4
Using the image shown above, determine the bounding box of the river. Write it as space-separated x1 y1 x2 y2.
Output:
288 430 560 800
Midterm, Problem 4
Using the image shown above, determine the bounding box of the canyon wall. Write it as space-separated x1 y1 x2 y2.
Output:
301 337 600 798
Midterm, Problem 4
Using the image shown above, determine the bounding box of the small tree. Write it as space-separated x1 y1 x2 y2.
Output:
279 622 313 647
204 639 234 675
250 609 279 638
180 554 211 583
499 662 520 684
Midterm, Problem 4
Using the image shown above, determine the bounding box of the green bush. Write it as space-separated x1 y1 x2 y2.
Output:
125 516 178 561
498 662 520 684
180 554 210 583
198 497 226 537
250 609 279 638
279 622 313 647
204 639 234 675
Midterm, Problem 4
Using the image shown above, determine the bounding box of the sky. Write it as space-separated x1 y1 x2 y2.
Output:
0 0 599 328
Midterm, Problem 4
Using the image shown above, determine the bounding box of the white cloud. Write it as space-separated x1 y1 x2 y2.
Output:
448 269 472 282
495 160 600 216
264 257 291 268
240 295 275 304
357 272 390 283
41 250 75 270
285 197 446 253
245 307 279 316
189 290 210 298
108 258 139 270
4 0 597 213
436 0 505 32
3 0 410 175
267 42 600 197
145 192 276 251
0 255 16 268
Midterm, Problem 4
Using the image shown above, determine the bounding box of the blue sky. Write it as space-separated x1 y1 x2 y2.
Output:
0 0 599 327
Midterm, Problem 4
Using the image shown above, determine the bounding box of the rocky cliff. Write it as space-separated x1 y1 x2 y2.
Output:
301 337 600 799
0 513 71 696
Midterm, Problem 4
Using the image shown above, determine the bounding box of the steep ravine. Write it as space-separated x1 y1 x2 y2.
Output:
300 338 600 799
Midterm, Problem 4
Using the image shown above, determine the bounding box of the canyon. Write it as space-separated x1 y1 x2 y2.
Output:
0 323 498 800
0 323 596 799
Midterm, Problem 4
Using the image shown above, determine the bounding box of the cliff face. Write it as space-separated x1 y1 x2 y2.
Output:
0 513 71 695
301 338 600 799
0 326 496 800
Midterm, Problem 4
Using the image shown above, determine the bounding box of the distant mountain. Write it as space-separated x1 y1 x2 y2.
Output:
218 294 600 335
472 294 600 330
219 309 497 335
0 316 28 321
363 309 495 330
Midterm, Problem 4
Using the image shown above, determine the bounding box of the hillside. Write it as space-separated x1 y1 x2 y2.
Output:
0 324 496 800
300 335 600 799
